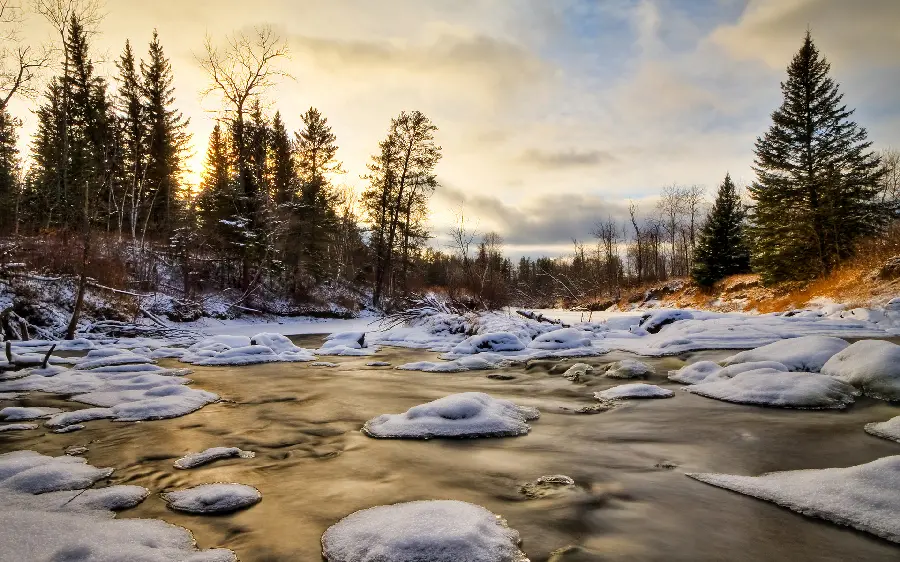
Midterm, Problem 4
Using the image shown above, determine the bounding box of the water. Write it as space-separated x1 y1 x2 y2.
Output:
3 336 899 561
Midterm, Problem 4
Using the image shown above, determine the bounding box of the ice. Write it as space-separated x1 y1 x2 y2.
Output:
685 370 858 409
451 332 527 355
865 416 900 443
0 451 113 494
668 361 789 385
0 392 22 399
311 361 339 367
0 406 63 421
52 424 84 433
366 361 391 367
174 447 256 469
0 451 235 561
723 336 849 372
820 339 900 401
321 500 528 562
595 383 674 400
397 353 511 373
527 328 592 350
46 407 115 427
603 359 654 379
189 343 316 366
363 392 540 439
163 483 261 514
0 423 38 432
687 456 900 543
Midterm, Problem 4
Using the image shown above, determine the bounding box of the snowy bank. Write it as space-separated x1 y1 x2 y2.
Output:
684 370 858 409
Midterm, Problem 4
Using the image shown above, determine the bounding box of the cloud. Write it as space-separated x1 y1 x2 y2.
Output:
520 148 617 168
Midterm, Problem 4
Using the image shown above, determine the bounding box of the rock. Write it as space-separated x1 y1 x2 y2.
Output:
878 256 900 279
520 475 576 499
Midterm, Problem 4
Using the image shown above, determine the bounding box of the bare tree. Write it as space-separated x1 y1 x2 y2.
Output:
879 148 900 207
0 1 51 111
658 184 685 276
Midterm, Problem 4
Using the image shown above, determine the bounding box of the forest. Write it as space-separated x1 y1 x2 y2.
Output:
0 1 898 334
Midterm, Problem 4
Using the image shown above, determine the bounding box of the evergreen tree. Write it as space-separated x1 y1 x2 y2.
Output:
748 32 885 284
196 123 234 241
141 30 189 236
294 107 342 280
0 110 20 234
115 39 144 237
26 79 65 229
691 173 750 287
269 111 295 206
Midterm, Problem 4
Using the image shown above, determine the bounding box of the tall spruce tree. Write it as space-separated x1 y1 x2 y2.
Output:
748 32 885 284
115 39 144 237
0 110 20 234
141 30 189 236
691 173 749 287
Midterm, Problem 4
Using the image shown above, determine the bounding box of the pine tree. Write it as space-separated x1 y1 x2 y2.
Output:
691 173 750 287
196 123 234 241
0 110 21 234
269 111 295 206
115 39 144 237
141 30 189 236
748 32 885 284
26 79 65 229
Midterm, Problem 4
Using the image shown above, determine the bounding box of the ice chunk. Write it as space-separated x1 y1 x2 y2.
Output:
0 423 38 432
603 359 653 379
685 370 858 409
363 392 540 439
174 447 256 469
724 336 849 372
321 500 527 562
668 361 789 385
163 483 261 514
865 416 900 443
528 328 592 350
820 339 900 401
594 383 674 400
451 332 526 355
687 456 900 543
0 406 64 421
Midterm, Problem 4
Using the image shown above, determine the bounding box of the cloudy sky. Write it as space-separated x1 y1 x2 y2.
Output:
9 0 900 257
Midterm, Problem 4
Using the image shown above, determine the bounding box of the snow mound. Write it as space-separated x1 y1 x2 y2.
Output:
685 370 858 409
668 361 789 385
163 483 261 514
363 392 539 439
0 451 113 494
174 447 256 469
397 354 511 373
451 332 526 355
603 359 653 379
46 407 115 427
595 383 674 400
321 500 528 562
318 331 376 356
0 406 63 421
527 328 592 350
0 423 38 432
865 416 900 443
687 456 900 543
820 340 900 401
183 334 317 365
0 451 235 561
640 309 694 333
366 361 391 367
723 336 849 372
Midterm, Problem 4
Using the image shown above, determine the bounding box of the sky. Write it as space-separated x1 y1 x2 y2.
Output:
8 0 900 258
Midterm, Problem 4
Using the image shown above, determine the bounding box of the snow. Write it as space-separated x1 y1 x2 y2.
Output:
527 328 592 350
723 336 849 372
820 340 900 401
0 392 22 400
46 407 115 427
0 406 63 421
182 333 317 365
163 483 262 514
451 332 527 355
685 370 858 409
362 392 540 439
174 447 256 469
865 416 900 443
595 383 674 400
397 353 511 373
318 331 374 356
639 309 694 333
366 361 391 367
0 423 38 432
604 359 654 379
52 424 84 433
687 456 900 544
668 360 789 385
321 500 527 562
311 361 339 367
0 451 235 561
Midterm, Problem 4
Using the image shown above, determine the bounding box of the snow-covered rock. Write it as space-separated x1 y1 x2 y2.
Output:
603 359 653 379
321 500 527 562
397 354 511 373
687 456 900 544
668 361 789 385
640 309 693 333
451 332 526 355
362 392 539 439
594 383 674 400
865 416 900 443
0 451 113 494
820 340 900 401
562 363 593 382
0 406 63 421
163 483 261 514
519 475 576 499
685 370 858 409
174 447 256 469
723 336 849 372
527 328 592 350
0 423 38 432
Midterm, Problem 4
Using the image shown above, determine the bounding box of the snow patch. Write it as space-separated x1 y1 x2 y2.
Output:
685 370 858 409
174 447 256 469
723 336 849 372
820 339 900 401
595 383 674 400
163 483 261 514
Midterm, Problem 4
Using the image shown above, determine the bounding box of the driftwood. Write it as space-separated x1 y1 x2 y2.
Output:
516 309 570 328
41 344 56 369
